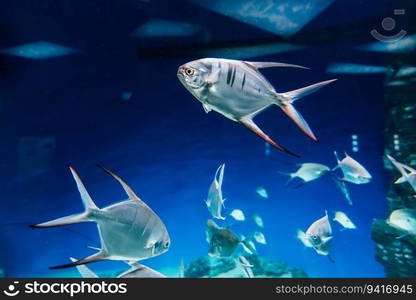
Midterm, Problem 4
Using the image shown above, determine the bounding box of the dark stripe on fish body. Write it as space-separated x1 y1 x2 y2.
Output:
226 63 232 85
230 65 237 87
241 72 246 90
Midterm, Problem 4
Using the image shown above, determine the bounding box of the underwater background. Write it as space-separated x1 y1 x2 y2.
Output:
0 0 414 278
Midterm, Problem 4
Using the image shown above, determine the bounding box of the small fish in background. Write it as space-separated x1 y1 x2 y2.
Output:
121 91 133 101
333 211 356 230
230 209 245 221
177 57 337 157
179 258 185 278
333 151 372 184
332 177 352 205
386 155 416 197
206 219 240 258
240 235 257 255
253 214 264 228
387 208 416 236
238 256 254 278
304 211 334 262
256 187 268 199
280 163 330 186
206 164 226 220
31 165 170 269
253 231 267 245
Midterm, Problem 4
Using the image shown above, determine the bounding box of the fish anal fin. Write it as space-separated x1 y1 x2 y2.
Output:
50 252 106 269
239 117 300 158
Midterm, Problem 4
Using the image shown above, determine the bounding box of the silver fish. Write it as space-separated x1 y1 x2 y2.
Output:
253 231 267 245
206 163 226 220
177 58 337 157
256 186 268 198
253 214 264 228
387 155 416 197
333 151 372 184
387 208 416 235
206 219 240 258
333 211 356 230
32 165 170 269
240 235 257 255
230 209 245 221
305 211 333 257
282 163 330 184
238 256 254 278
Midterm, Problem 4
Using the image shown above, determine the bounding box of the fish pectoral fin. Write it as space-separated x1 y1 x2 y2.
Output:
202 103 212 113
280 103 318 142
244 61 310 70
239 117 300 158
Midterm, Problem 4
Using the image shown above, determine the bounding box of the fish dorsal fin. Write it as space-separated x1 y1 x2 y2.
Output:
243 61 309 70
68 166 98 211
96 164 143 203
202 103 212 113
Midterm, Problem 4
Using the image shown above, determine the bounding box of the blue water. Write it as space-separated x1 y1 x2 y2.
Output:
0 0 406 277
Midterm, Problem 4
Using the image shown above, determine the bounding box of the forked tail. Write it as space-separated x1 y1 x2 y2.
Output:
276 79 337 142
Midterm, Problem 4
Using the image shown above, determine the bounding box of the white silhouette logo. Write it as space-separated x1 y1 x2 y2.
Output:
371 9 407 43
3 281 20 297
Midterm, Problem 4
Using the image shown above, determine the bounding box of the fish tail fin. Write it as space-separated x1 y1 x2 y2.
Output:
279 79 338 103
279 103 318 142
239 117 300 158
50 252 106 269
31 166 98 228
69 257 100 278
275 79 337 142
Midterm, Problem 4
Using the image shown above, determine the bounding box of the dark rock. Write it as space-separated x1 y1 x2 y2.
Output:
371 55 416 277
372 220 416 277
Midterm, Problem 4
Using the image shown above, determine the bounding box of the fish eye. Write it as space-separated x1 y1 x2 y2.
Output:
164 241 170 248
312 235 318 239
185 68 194 76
